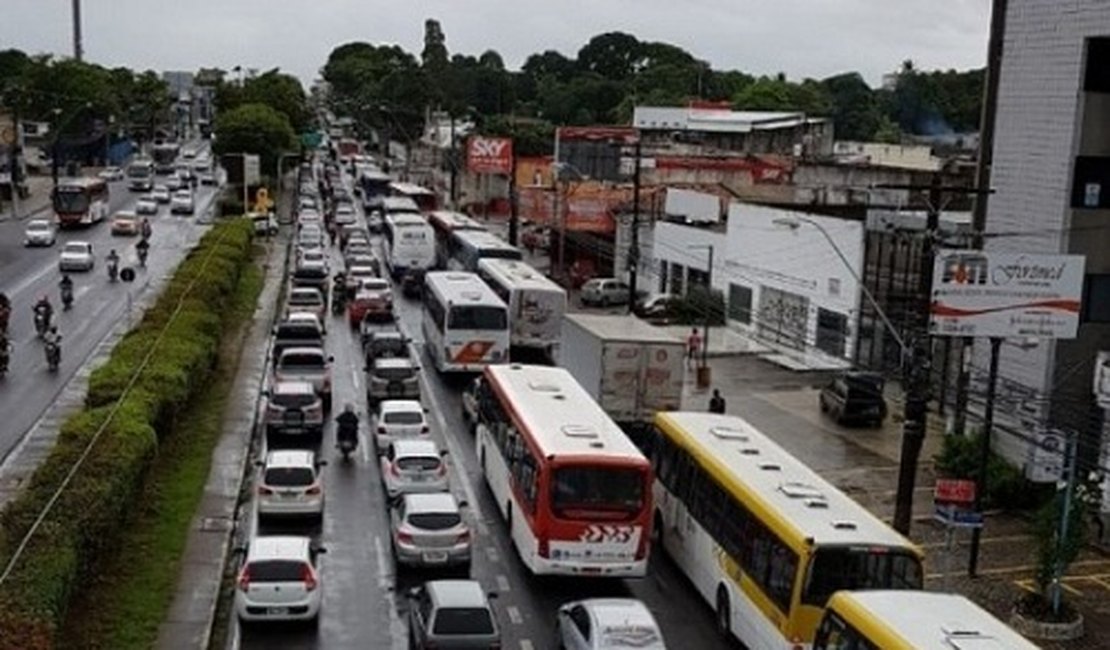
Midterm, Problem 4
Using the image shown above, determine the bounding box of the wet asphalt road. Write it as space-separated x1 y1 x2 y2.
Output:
0 154 218 464
231 175 735 650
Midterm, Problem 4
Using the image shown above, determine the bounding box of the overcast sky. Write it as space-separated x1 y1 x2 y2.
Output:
3 0 990 87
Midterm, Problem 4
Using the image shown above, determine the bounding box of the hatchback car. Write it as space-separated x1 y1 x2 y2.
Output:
344 240 374 259
151 184 171 203
286 287 327 326
165 175 186 191
23 219 56 247
348 279 393 326
819 372 887 427
170 189 195 215
633 293 682 324
373 399 429 452
274 347 333 411
297 229 323 252
334 203 357 225
293 258 330 292
263 380 325 441
366 357 420 405
256 450 326 522
407 580 500 650
136 196 159 215
390 493 471 571
380 439 448 499
556 598 666 650
58 241 94 272
345 264 379 296
580 278 630 307
235 535 324 625
362 329 408 363
111 211 140 236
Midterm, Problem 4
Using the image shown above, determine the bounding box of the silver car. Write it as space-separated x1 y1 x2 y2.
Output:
273 347 333 411
23 219 56 247
390 493 471 571
366 357 420 405
407 580 500 650
58 241 94 272
580 277 630 307
379 439 448 499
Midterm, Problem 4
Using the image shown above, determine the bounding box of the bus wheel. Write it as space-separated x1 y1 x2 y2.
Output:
716 586 731 637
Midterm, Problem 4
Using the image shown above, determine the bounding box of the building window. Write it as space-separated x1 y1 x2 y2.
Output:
659 261 669 294
728 284 753 324
828 278 841 297
687 267 709 291
670 264 685 295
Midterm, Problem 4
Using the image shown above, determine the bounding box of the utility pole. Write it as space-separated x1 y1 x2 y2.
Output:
507 155 519 247
72 0 83 61
967 336 1002 576
448 114 457 208
628 136 642 308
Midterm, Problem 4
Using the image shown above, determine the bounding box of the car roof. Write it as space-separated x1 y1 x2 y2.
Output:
376 358 415 368
392 438 438 456
273 380 316 395
577 598 658 628
380 399 422 413
280 346 326 358
247 535 311 562
65 240 91 247
403 492 460 514
289 287 322 297
426 580 489 609
281 313 322 327
264 449 316 469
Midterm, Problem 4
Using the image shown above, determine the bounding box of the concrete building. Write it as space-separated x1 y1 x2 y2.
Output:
632 105 833 158
980 1 1110 483
833 141 943 172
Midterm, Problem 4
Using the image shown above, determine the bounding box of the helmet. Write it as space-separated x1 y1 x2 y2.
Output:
344 403 355 414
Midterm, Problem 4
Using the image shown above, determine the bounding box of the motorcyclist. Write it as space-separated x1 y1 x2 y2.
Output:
331 273 347 307
33 295 53 334
140 217 152 240
136 238 150 267
107 249 120 281
0 333 11 375
336 404 359 453
43 326 61 368
59 274 74 309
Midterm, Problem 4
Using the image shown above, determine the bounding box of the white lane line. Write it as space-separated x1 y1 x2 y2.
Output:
496 574 511 592
520 640 534 650
486 546 500 563
228 617 241 650
373 535 392 589
360 429 371 464
507 605 523 625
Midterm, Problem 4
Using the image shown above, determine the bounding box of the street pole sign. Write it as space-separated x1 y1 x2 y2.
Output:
933 478 982 528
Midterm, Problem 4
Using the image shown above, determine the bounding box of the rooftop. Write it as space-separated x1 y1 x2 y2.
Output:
633 106 827 134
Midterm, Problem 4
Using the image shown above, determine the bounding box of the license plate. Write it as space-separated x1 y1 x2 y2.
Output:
281 491 300 499
411 475 428 482
267 607 289 615
422 551 447 563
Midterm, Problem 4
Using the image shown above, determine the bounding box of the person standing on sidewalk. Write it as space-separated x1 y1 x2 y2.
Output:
709 389 726 414
686 327 702 367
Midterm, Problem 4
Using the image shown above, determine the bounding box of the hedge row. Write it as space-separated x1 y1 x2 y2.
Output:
0 218 255 650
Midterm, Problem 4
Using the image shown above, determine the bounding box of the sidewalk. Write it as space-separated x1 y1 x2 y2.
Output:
155 224 287 648
0 175 53 222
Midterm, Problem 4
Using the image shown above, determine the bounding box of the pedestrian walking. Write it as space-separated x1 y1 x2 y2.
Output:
686 328 702 367
709 389 726 414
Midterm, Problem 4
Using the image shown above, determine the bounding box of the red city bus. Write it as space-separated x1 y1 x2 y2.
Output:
53 177 110 228
475 363 653 577
426 210 487 269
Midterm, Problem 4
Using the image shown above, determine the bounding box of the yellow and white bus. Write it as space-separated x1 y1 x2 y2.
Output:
650 412 924 649
815 590 1040 650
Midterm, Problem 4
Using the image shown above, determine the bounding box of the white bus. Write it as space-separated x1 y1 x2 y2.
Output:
477 258 567 358
428 210 487 269
382 196 422 217
127 158 155 192
475 364 654 577
447 230 523 272
421 272 509 372
383 213 436 279
650 412 924 649
816 590 1040 650
389 181 438 212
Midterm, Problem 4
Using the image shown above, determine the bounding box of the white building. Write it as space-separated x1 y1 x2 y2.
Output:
651 203 864 361
833 141 943 172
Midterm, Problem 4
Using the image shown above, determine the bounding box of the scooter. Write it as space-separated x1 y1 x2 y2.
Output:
33 310 49 338
61 286 74 311
45 337 61 372
337 435 357 462
108 261 119 283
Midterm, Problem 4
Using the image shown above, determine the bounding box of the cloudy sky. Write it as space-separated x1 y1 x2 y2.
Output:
3 0 990 86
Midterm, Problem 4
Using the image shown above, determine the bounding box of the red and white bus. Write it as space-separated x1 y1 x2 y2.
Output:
475 363 653 577
427 210 487 269
53 177 110 228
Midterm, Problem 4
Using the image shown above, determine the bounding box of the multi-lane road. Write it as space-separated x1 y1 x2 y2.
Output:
0 150 218 464
229 168 733 650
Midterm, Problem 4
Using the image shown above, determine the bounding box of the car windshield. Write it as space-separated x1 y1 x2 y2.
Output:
362 280 389 291
408 512 461 530
247 560 305 582
375 366 414 381
127 165 151 178
264 466 315 487
448 305 507 331
277 325 320 340
273 392 317 407
63 243 88 254
52 188 89 213
289 292 322 306
384 411 423 425
433 608 494 635
281 353 324 368
27 221 50 232
397 456 440 471
551 466 645 519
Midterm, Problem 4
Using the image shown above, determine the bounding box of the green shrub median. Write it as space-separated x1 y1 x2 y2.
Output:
0 218 255 650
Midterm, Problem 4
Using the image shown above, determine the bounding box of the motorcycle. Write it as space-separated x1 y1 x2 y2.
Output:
33 309 49 338
61 285 74 311
137 243 149 268
0 343 10 379
337 435 357 462
331 285 346 315
108 260 119 282
45 337 61 372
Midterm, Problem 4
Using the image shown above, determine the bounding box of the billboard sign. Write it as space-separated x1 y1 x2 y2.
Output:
243 154 261 186
467 136 513 175
930 250 1085 339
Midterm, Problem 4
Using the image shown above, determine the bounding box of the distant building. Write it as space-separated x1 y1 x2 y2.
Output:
633 105 833 158
833 141 943 172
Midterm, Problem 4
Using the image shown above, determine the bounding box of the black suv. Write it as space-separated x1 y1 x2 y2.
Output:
819 372 887 427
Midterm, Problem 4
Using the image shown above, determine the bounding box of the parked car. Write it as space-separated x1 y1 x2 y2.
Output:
274 347 334 411
556 598 666 650
58 241 94 272
407 580 500 650
272 314 324 360
110 211 140 236
170 189 195 215
263 380 325 442
136 196 159 215
373 399 429 452
362 329 408 363
633 293 682 324
252 212 279 236
348 279 393 326
23 218 56 247
151 185 171 203
390 493 471 572
819 371 887 427
199 169 217 185
98 166 124 181
256 449 325 522
580 278 630 307
380 439 447 500
234 535 324 625
366 357 420 405
286 287 327 326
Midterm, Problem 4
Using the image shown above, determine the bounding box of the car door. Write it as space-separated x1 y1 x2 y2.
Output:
559 604 592 650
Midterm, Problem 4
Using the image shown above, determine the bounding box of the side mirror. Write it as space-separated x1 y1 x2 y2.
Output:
253 460 264 468
327 355 335 363
439 450 449 457
316 459 329 467
458 500 469 508
312 546 328 555
407 587 420 599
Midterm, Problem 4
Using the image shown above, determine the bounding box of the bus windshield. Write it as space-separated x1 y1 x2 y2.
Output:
552 466 645 519
448 305 506 330
802 547 923 606
53 188 89 213
127 164 152 178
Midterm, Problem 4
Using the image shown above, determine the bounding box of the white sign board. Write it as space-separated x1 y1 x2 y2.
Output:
664 188 720 223
929 250 1085 339
243 154 261 186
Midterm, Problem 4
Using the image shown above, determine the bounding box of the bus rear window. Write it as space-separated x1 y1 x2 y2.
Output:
802 547 923 606
551 466 645 520
448 305 506 330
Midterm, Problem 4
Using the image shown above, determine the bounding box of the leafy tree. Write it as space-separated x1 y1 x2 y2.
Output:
212 102 296 173
822 72 881 140
522 50 576 83
732 76 793 111
577 32 642 80
479 114 555 157
873 115 902 143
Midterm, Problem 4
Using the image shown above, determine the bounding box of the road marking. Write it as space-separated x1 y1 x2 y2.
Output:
520 640 534 650
922 533 1032 550
486 546 500 563
360 429 371 464
506 605 523 625
373 535 392 589
496 574 511 592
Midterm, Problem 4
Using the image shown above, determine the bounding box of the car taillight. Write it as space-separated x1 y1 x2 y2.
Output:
378 426 387 434
301 564 318 592
436 463 447 476
306 484 321 495
421 425 429 434
258 486 274 495
397 530 414 544
538 538 550 558
456 529 471 544
322 376 331 390
237 567 251 592
390 463 401 477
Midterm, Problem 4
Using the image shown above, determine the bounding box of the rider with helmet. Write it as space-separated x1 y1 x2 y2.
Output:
336 403 359 451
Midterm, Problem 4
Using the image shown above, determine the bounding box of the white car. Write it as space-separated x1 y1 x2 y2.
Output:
234 535 324 625
580 277 630 307
136 196 159 215
98 166 124 181
170 190 195 215
256 450 325 522
199 169 217 186
334 204 357 225
151 185 171 203
373 400 428 452
23 219 57 247
379 439 448 499
58 241 94 272
556 599 667 650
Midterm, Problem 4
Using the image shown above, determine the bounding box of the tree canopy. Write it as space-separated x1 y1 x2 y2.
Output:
215 68 310 133
212 102 296 173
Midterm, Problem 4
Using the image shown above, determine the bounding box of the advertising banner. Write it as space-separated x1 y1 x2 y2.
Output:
467 136 513 175
930 250 1085 339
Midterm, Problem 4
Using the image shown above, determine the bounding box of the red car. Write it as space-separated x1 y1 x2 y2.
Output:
347 278 393 326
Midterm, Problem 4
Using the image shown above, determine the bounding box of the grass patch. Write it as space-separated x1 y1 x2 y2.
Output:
57 258 264 650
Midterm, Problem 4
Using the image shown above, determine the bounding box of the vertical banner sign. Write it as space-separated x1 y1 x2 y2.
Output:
467 137 513 175
929 250 1086 339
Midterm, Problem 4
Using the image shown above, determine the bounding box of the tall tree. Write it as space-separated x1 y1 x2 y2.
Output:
822 72 881 140
577 32 642 80
212 102 296 173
